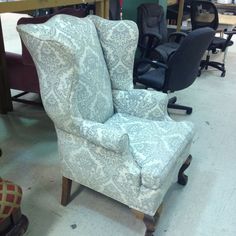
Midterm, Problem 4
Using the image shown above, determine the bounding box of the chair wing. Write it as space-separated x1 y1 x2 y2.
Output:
89 15 138 90
17 15 114 127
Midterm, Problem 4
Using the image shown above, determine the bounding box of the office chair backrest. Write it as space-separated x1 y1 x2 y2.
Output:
137 3 167 44
164 27 215 92
109 0 121 20
191 0 218 30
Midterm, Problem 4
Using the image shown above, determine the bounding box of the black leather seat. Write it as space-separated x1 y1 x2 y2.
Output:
134 27 215 115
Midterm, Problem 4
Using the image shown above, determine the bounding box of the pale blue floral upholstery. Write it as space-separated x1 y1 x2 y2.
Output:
88 15 137 90
17 15 195 216
113 89 169 121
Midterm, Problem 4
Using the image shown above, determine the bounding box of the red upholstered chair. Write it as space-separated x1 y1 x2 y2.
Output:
0 178 28 236
0 150 28 235
6 8 87 105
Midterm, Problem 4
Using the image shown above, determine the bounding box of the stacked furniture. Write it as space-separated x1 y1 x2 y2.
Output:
137 3 186 63
191 0 236 77
134 27 215 115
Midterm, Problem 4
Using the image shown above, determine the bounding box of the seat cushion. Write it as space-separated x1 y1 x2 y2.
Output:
105 113 194 189
154 42 179 62
209 36 233 50
136 67 166 90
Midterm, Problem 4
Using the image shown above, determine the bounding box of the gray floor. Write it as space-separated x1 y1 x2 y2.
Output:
1 13 236 236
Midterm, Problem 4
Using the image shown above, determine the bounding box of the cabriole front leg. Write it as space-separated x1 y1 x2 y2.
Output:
178 155 192 186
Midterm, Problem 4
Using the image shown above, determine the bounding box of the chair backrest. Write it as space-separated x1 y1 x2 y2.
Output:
89 15 138 91
17 15 114 126
137 3 167 44
17 15 138 128
164 27 215 92
18 7 87 66
191 0 218 30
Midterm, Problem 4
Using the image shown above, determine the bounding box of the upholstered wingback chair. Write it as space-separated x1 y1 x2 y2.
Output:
17 15 194 235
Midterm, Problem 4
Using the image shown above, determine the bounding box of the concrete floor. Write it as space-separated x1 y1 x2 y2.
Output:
1 13 236 236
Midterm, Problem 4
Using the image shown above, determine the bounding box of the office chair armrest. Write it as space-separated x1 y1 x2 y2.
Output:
221 29 236 51
134 58 168 78
224 30 236 36
168 32 187 43
113 89 169 121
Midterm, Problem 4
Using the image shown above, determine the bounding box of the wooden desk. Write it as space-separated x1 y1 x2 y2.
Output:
215 3 236 14
0 0 109 114
218 13 236 26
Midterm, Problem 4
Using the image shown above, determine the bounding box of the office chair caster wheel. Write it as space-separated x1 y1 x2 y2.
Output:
221 71 225 77
186 108 192 115
197 70 201 77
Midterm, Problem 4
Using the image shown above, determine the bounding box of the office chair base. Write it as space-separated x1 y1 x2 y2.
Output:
168 97 192 115
200 60 226 77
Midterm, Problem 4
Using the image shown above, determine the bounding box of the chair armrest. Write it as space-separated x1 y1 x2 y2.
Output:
70 119 130 154
134 58 168 78
168 32 187 43
222 29 236 51
223 30 236 36
113 89 169 121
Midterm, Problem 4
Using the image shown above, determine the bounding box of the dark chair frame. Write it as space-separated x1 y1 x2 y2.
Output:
134 27 215 115
137 3 187 63
190 0 236 77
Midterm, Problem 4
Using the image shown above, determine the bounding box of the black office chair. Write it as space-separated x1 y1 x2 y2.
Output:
191 0 236 77
137 3 187 63
109 0 121 20
134 27 215 115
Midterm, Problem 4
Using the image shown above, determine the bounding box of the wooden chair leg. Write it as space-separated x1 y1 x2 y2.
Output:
178 155 192 186
132 203 163 236
61 176 72 206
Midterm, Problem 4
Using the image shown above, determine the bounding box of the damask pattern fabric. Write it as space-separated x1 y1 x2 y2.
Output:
113 89 170 121
89 15 138 91
17 15 114 125
17 15 195 216
105 113 194 189
69 118 130 153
